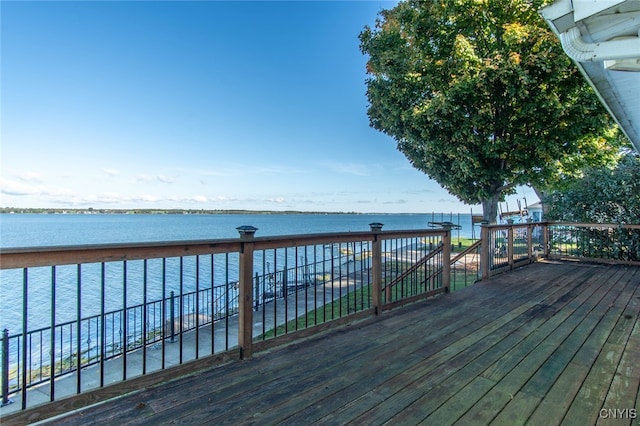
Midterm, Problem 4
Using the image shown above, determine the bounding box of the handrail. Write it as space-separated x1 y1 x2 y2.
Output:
450 240 482 265
0 229 445 270
385 244 444 290
0 239 243 269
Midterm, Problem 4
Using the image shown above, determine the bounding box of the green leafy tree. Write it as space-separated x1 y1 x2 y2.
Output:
532 126 627 217
547 152 640 224
359 0 617 222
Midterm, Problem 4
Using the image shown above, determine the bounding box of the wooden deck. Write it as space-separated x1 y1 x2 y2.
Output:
16 261 640 425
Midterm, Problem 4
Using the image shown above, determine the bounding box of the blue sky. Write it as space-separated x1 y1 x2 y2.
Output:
1 0 537 214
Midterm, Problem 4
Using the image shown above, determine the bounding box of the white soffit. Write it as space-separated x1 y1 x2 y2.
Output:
573 0 626 22
541 0 640 153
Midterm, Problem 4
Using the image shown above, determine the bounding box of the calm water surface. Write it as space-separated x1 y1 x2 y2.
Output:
0 213 473 332
0 213 473 248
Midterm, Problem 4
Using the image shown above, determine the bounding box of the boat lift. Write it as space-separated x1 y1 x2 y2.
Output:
499 198 530 223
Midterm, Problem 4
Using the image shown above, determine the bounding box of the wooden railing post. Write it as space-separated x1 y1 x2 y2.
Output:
442 225 452 293
369 223 383 314
236 226 257 360
480 222 490 280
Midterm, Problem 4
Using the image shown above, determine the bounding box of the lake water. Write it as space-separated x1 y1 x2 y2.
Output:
0 213 476 334
0 212 475 248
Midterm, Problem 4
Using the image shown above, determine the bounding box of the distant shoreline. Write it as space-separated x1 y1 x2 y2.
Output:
0 207 361 215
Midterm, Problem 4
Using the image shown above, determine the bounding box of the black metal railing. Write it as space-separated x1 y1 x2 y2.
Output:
547 223 640 263
0 224 453 411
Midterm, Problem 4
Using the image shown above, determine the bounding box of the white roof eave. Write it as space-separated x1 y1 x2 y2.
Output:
540 0 640 153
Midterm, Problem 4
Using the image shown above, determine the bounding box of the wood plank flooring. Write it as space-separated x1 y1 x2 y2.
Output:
24 261 640 425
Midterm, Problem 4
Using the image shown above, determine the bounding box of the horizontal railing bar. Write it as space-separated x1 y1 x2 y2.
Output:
547 254 640 266
252 234 375 251
252 229 446 250
382 288 445 312
484 221 640 230
0 229 447 270
0 241 242 270
450 240 482 264
548 222 640 229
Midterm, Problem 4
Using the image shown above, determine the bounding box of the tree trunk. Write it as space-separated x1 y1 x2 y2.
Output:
481 193 500 224
532 186 551 219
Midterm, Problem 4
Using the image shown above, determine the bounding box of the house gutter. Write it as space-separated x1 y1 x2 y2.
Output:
559 26 640 62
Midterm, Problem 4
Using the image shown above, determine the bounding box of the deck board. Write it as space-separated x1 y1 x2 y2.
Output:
10 260 639 426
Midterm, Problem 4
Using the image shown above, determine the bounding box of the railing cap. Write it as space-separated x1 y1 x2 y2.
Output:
369 222 384 231
236 225 258 239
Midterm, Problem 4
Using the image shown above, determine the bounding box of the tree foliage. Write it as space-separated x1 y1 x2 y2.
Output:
547 152 640 224
359 0 617 222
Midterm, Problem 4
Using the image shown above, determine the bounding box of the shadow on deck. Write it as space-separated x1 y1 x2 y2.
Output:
7 260 640 425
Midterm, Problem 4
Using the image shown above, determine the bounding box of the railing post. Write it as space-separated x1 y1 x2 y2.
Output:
442 225 452 293
369 223 383 314
480 223 490 280
237 226 257 360
1 329 11 406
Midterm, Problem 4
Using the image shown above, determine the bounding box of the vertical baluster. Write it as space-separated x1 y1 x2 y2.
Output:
224 253 229 351
294 247 299 331
272 250 278 336
338 243 343 317
122 261 127 380
313 244 318 323
179 257 184 364
284 248 289 333
352 241 357 312
322 245 328 321
100 263 105 388
303 247 308 327
21 268 28 410
1 329 10 406
76 265 82 394
142 260 147 374
261 252 266 338
210 254 215 355
195 256 200 360
162 259 167 368
50 266 56 401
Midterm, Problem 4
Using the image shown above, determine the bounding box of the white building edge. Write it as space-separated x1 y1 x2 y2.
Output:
541 0 640 153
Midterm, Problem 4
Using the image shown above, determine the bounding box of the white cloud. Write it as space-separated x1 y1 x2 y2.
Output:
135 174 176 184
136 174 153 182
136 194 162 203
14 171 43 182
265 197 285 203
156 175 175 184
0 178 42 195
102 168 120 177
